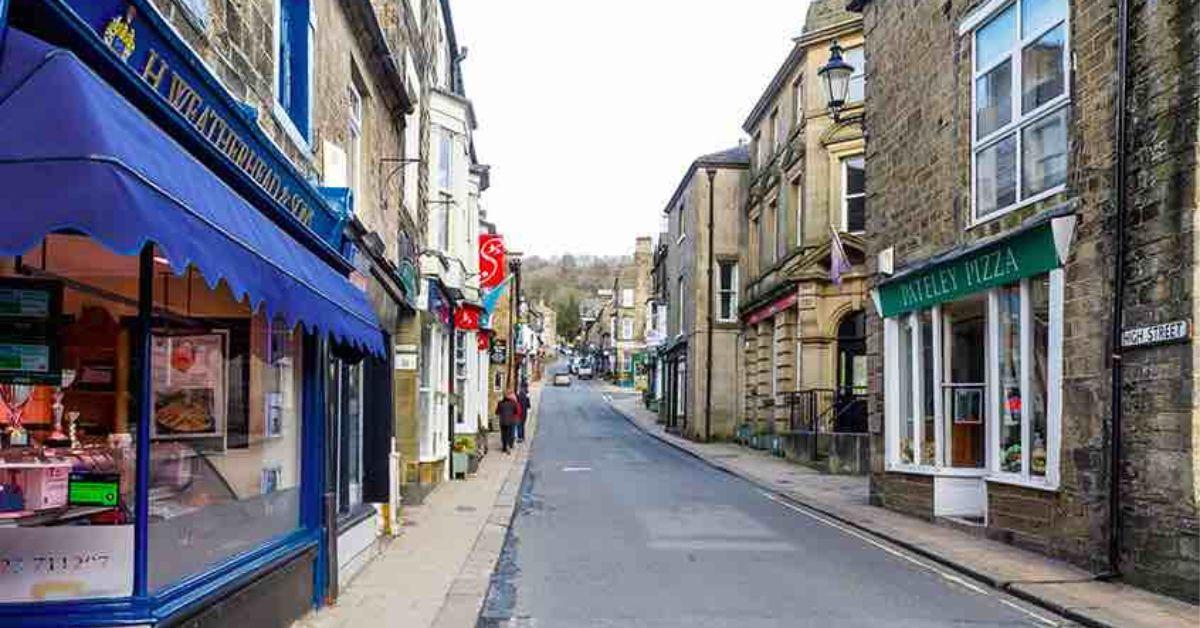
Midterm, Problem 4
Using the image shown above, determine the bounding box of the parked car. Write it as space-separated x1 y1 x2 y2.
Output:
553 372 572 387
577 364 594 380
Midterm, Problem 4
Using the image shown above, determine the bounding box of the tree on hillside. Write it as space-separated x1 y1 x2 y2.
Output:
556 294 581 341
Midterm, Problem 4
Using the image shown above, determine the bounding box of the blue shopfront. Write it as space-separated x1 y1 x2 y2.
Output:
0 1 386 625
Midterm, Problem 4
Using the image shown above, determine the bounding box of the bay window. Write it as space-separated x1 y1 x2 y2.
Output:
885 270 1062 487
972 0 1069 221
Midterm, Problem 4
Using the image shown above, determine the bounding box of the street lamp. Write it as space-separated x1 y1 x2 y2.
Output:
817 40 856 124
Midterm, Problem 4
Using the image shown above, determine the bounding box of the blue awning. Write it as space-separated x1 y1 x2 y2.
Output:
0 29 384 356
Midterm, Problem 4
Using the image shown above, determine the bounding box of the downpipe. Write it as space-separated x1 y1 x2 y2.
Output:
1103 0 1131 580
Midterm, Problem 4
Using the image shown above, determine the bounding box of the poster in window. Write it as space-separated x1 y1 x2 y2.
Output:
151 333 226 439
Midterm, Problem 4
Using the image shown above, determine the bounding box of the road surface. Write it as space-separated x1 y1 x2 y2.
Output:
478 379 1068 627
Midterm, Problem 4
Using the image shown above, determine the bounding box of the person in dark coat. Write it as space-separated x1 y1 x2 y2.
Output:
517 387 531 443
496 390 520 453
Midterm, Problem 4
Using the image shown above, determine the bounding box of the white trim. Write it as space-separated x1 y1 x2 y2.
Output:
959 0 1012 35
840 154 866 234
1045 268 1064 488
970 0 1072 224
1051 214 1077 264
986 474 1060 492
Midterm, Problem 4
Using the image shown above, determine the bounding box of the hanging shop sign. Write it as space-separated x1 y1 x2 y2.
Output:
476 331 492 351
479 234 506 289
876 219 1072 319
60 1 346 246
0 278 63 385
425 280 453 328
1121 320 1190 348
454 305 481 331
745 292 798 326
490 339 508 365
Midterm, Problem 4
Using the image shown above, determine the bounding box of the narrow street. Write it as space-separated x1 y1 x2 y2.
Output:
478 380 1067 627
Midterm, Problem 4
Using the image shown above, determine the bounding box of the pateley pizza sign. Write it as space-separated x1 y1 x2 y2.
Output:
877 223 1062 318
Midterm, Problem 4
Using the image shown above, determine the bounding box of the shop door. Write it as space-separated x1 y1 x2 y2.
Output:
941 296 987 469
835 311 867 432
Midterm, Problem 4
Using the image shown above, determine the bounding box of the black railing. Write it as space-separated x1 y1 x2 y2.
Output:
780 388 867 434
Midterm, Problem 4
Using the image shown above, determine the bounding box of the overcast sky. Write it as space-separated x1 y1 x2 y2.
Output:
452 1 813 258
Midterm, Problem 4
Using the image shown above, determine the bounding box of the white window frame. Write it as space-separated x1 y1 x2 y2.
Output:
436 125 454 192
969 0 1071 226
884 269 1062 489
621 288 634 308
841 155 865 234
676 276 686 335
717 261 739 322
676 200 687 245
773 107 785 152
843 45 866 104
621 317 634 340
348 81 363 201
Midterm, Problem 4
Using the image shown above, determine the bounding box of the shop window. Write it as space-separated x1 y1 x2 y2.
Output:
275 0 312 141
330 357 363 517
842 156 865 233
0 236 141 602
455 331 467 382
717 262 738 322
885 270 1062 487
146 252 304 590
972 0 1069 221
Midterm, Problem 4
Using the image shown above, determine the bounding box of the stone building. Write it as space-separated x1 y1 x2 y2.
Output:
146 0 430 592
612 237 654 385
849 0 1197 601
658 146 750 440
738 1 869 472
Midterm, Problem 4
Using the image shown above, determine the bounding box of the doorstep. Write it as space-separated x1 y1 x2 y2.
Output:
605 395 1199 628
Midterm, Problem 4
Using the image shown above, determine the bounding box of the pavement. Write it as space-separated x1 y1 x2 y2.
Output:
476 380 1076 627
293 384 541 628
602 386 1200 628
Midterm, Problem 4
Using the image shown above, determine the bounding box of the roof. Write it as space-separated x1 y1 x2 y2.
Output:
742 0 862 131
806 0 859 31
661 145 750 216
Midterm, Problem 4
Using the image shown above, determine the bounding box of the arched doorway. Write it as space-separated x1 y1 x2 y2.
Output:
835 310 867 432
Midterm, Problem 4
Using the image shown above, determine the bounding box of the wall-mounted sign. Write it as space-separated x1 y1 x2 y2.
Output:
60 1 346 246
877 222 1064 318
479 234 506 289
1121 320 1190 348
745 292 799 326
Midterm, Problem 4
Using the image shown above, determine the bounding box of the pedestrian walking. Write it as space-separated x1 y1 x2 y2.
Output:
496 390 520 453
517 386 531 443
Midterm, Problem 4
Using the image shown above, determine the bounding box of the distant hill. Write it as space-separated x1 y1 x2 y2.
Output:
520 254 629 340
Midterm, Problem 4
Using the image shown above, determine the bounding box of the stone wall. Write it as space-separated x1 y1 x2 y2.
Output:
1116 0 1198 600
858 0 1197 599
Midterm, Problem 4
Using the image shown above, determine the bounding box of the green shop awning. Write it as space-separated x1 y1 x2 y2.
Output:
874 210 1076 319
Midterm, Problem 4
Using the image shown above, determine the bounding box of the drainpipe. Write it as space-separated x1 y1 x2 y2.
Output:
705 167 717 442
1106 0 1131 578
448 310 456 479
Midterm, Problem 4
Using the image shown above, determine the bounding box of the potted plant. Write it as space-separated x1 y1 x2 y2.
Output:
452 436 474 478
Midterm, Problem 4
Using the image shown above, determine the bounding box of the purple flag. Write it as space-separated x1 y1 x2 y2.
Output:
830 226 852 285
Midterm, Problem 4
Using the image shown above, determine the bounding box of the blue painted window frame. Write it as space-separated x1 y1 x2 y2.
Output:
0 250 330 626
276 0 312 140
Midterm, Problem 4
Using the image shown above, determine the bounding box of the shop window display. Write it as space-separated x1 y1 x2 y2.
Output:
885 269 1062 487
146 249 304 590
0 234 305 601
0 236 140 602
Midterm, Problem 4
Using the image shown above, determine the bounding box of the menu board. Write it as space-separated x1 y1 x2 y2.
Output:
0 279 61 384
151 333 227 440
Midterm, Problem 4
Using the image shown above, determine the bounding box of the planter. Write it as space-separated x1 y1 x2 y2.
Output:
451 451 470 478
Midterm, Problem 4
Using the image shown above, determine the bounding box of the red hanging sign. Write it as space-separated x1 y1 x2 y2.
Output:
455 305 481 331
477 331 492 351
479 234 506 289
